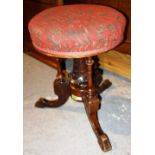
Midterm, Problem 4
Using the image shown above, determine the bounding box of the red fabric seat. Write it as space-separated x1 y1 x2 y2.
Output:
28 4 126 58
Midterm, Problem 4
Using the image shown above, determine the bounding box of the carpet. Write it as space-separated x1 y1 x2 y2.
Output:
24 53 131 155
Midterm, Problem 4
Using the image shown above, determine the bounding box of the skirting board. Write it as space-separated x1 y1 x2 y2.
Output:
99 50 131 79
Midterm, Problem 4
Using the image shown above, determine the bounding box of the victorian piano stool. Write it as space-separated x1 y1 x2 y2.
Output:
28 4 126 151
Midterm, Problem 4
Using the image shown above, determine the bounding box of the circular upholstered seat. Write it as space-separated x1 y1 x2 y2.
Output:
28 4 126 58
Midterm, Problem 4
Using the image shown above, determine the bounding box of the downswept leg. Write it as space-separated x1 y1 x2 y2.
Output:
35 58 70 108
93 56 112 94
82 57 112 152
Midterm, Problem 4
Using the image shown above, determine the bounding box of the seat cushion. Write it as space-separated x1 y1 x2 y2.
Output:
28 4 126 58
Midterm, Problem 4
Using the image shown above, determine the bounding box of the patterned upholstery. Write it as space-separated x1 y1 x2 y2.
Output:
28 4 126 58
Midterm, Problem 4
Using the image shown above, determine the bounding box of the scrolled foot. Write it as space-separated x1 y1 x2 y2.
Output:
98 134 112 152
35 77 70 108
35 98 49 108
35 98 60 108
82 91 112 152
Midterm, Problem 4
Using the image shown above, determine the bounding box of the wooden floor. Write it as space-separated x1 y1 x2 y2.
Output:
99 50 131 79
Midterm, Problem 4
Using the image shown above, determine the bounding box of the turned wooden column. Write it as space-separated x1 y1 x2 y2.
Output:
71 59 87 87
86 57 94 92
70 58 87 101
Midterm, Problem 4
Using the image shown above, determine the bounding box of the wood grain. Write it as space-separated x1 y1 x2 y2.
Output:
99 50 131 79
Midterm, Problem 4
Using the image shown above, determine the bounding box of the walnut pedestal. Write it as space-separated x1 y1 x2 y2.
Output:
35 57 112 152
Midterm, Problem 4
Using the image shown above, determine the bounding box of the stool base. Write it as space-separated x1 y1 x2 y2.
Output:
35 57 112 152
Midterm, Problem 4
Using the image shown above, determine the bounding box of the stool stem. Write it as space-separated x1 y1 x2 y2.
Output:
86 57 94 90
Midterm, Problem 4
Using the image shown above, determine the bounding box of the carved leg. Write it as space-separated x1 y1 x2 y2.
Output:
93 56 112 94
96 79 112 94
35 59 70 108
82 57 112 152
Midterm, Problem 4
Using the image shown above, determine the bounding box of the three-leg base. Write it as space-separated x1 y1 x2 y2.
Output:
35 58 112 152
